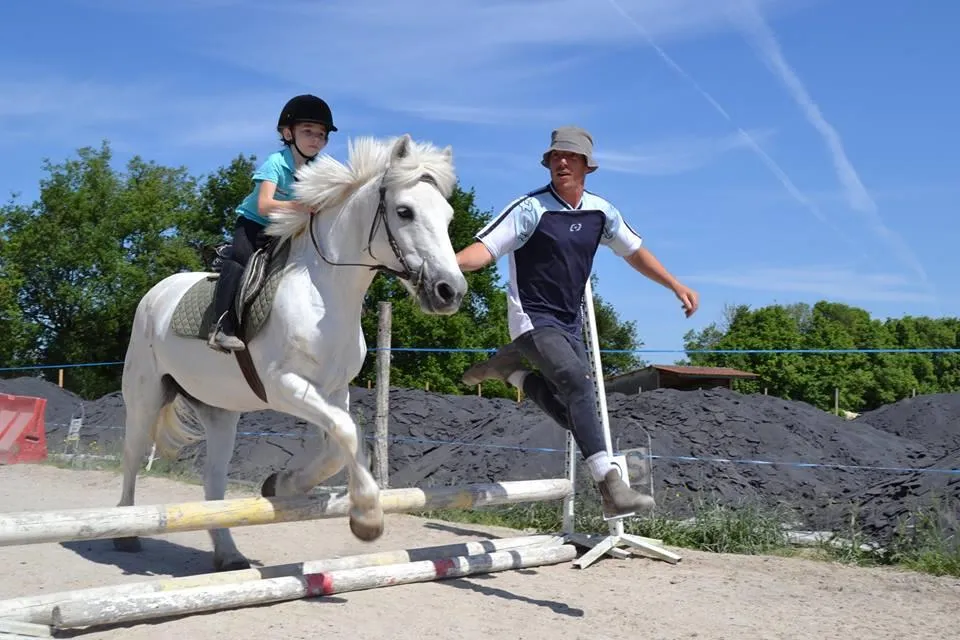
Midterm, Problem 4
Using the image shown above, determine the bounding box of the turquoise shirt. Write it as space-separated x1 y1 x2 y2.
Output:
236 146 298 226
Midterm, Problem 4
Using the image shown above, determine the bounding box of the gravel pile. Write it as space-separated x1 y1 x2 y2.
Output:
2 375 957 544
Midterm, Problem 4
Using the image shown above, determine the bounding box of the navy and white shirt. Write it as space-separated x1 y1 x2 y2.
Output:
475 184 643 340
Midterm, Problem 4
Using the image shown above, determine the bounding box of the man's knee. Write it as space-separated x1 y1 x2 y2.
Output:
538 345 592 397
553 361 593 398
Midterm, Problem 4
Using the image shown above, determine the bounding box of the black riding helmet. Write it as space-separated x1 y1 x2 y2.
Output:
277 94 337 161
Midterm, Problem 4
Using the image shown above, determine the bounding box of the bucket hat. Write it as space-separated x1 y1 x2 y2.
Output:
541 126 598 173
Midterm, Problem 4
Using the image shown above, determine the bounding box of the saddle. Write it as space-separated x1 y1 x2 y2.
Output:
171 237 292 402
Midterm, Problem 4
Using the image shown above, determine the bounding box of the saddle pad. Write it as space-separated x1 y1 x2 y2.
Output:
170 239 292 343
171 276 219 340
238 240 291 340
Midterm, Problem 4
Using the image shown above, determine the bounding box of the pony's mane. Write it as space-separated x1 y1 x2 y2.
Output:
264 135 456 241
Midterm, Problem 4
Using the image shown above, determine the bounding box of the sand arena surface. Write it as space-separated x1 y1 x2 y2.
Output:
1 465 958 640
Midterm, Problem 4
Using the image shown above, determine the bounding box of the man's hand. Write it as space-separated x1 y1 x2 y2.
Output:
673 283 699 317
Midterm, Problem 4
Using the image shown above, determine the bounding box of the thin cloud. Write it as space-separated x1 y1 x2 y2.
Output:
600 0 936 301
596 128 775 175
153 0 801 125
601 0 835 229
683 266 937 304
453 130 772 178
389 102 584 126
0 76 332 150
729 1 934 295
0 77 151 122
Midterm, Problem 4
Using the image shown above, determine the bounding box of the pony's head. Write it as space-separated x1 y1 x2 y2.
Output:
272 134 467 315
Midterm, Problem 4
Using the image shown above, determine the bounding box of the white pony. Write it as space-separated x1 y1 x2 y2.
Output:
113 134 467 571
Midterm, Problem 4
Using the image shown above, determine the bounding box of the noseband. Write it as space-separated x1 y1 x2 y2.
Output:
307 172 438 285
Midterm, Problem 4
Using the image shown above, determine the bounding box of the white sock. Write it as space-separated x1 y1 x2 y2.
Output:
585 451 615 482
507 370 528 389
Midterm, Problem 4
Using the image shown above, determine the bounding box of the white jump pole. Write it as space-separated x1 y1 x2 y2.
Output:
563 278 680 567
1 534 559 626
49 544 578 631
0 478 572 547
0 617 52 638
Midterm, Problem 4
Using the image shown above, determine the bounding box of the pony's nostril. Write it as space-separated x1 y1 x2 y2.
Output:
435 281 456 304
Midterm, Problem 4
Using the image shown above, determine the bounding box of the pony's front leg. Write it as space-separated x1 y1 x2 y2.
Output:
272 373 383 542
261 430 347 497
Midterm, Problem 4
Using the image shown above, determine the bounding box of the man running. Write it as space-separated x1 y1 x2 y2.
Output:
455 126 699 517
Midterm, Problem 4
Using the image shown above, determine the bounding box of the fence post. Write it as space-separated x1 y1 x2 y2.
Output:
373 301 391 489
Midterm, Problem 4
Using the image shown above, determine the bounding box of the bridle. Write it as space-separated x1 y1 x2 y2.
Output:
306 171 438 286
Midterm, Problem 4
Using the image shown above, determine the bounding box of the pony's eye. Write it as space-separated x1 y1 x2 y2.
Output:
396 206 414 220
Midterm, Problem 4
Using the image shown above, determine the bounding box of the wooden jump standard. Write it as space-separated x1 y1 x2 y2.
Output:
0 478 572 547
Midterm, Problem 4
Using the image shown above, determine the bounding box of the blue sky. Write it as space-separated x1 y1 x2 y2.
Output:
2 0 958 359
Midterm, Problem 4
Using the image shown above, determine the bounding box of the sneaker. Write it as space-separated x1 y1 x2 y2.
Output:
597 468 655 518
462 342 524 386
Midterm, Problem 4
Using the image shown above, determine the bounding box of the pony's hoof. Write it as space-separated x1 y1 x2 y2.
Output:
214 555 252 572
261 472 279 498
112 536 142 553
349 510 384 542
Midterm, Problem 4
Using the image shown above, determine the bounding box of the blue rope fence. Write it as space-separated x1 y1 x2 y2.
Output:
50 423 960 477
3 347 960 372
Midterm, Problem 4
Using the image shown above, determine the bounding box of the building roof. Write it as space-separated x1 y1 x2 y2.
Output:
606 364 759 382
648 364 759 379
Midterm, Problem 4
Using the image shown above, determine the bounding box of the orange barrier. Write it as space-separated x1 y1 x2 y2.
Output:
0 394 47 464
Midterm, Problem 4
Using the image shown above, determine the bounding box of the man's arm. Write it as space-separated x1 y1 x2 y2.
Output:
598 199 699 317
625 246 699 317
455 195 537 272
456 242 495 272
625 246 680 289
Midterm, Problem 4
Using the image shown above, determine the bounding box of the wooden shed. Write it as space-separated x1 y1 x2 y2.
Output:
605 364 759 395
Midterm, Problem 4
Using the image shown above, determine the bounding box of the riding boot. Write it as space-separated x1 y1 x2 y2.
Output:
461 341 525 386
208 260 246 353
597 468 656 518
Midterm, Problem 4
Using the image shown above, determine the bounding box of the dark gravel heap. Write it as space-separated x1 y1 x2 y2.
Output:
854 394 960 459
847 395 960 542
2 375 957 544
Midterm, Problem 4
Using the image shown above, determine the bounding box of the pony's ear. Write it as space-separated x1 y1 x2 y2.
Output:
441 145 453 161
391 134 413 162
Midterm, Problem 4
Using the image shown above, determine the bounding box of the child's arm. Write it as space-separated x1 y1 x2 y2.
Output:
257 180 311 214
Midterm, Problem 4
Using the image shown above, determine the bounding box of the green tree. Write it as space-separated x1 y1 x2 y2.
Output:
182 154 258 265
684 303 808 399
0 142 201 397
682 300 960 412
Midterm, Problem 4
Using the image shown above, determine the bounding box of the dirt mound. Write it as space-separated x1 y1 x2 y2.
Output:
199 384 947 541
2 375 957 544
196 386 568 490
848 394 960 542
854 393 960 459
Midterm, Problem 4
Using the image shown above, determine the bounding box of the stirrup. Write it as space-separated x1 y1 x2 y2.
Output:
207 312 245 353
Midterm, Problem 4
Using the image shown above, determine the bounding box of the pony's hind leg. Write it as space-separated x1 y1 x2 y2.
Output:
191 403 249 571
113 367 171 553
273 374 383 542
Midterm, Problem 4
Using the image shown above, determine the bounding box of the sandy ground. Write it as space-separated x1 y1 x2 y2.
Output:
0 465 958 640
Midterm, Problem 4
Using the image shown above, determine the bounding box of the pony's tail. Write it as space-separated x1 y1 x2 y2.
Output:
150 375 206 460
